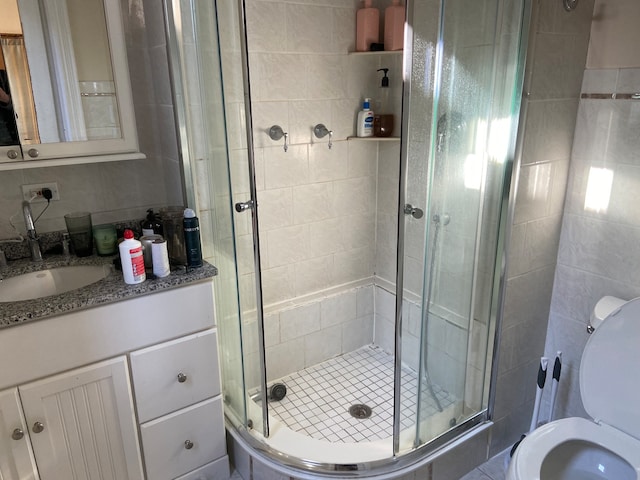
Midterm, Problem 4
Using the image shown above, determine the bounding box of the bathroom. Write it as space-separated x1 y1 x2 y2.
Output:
0 0 639 478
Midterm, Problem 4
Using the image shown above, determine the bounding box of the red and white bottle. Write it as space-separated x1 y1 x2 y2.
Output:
119 229 146 284
356 0 380 52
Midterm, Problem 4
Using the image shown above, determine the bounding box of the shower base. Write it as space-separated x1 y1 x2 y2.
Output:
256 345 458 444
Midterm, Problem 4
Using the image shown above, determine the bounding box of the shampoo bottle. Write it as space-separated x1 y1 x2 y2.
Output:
384 0 405 51
119 229 146 284
357 98 374 137
356 0 380 52
183 208 203 268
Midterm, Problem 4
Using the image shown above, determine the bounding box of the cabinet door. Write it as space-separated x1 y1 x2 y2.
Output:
0 388 39 480
19 357 144 480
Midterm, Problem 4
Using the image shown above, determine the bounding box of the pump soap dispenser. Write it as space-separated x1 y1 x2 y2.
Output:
356 0 380 52
374 68 394 137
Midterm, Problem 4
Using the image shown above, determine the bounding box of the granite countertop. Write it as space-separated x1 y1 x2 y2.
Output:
0 254 217 328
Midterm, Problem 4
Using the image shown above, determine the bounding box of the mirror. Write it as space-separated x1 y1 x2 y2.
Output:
0 0 122 149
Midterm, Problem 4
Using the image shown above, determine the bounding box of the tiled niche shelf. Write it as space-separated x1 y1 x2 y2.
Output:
347 136 400 141
348 50 403 56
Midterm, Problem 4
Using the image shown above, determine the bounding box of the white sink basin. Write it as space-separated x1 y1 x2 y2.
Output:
0 265 111 302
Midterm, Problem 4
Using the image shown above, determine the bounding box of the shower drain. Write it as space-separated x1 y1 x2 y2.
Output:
349 404 372 419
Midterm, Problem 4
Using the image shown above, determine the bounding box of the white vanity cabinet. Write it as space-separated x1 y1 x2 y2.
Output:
0 280 229 480
0 357 143 480
131 330 228 480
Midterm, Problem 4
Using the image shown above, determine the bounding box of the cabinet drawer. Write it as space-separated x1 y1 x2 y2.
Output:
140 397 226 480
174 456 230 480
131 329 220 422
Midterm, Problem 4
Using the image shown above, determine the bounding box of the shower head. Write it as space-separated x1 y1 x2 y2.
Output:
563 0 578 11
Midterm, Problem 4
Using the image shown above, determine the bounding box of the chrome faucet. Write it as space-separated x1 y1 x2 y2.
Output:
22 200 43 262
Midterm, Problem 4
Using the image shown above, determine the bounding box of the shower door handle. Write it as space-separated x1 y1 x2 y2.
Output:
404 204 424 219
235 200 254 213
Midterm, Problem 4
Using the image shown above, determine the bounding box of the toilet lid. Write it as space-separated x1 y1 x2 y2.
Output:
580 297 640 440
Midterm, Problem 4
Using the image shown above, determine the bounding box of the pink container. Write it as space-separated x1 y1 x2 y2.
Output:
384 0 405 51
356 0 380 52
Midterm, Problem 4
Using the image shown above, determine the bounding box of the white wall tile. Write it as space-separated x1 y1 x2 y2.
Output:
307 55 348 100
245 1 286 53
304 325 342 366
266 224 309 268
356 285 374 317
616 68 640 93
250 53 308 101
321 290 357 328
332 176 375 215
375 287 396 322
342 314 374 352
294 255 334 296
285 4 334 54
308 218 343 257
279 302 321 342
261 264 296 306
251 101 289 149
581 68 618 93
257 188 293 231
266 337 305 380
333 246 374 284
289 100 333 146
292 182 335 224
309 141 349 182
263 144 309 189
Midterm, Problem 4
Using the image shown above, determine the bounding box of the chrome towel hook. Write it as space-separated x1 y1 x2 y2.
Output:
313 123 333 149
268 125 288 152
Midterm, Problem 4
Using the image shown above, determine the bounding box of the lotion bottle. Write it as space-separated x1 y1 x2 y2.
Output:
356 0 380 52
357 98 374 137
384 0 405 51
119 229 146 284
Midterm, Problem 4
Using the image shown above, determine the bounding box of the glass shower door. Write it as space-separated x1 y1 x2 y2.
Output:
164 0 270 438
397 0 529 453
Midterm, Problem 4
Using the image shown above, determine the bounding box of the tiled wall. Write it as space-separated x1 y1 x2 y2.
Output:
0 0 182 242
542 67 640 420
490 0 594 455
235 0 403 313
241 284 375 389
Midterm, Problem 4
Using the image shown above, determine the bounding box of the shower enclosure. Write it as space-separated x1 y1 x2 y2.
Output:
165 0 530 475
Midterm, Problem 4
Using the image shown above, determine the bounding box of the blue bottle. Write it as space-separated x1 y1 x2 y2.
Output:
183 208 203 268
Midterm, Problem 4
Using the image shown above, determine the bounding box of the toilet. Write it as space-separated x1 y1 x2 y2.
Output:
507 296 640 480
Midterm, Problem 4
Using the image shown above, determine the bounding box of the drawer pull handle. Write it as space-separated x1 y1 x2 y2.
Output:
177 372 188 383
32 422 45 434
184 439 194 450
12 428 24 440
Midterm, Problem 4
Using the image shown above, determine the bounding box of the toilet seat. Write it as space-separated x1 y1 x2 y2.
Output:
580 297 640 439
507 297 640 480
508 417 640 480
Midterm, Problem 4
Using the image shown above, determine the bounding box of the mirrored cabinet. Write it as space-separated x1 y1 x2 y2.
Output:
0 0 143 168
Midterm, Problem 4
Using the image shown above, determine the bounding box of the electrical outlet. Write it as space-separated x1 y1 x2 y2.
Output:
21 182 61 202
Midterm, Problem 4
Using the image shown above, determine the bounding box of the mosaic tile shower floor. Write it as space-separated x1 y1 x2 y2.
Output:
258 345 457 443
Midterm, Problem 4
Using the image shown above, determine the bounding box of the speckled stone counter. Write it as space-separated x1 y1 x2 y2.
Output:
0 254 217 328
